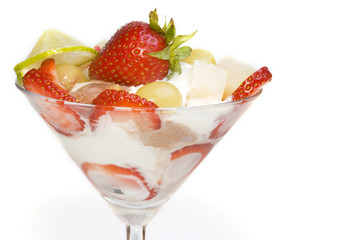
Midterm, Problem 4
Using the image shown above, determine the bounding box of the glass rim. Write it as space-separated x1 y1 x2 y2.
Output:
15 80 262 111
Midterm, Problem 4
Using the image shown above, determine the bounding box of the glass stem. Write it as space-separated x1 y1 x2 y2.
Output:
126 225 146 240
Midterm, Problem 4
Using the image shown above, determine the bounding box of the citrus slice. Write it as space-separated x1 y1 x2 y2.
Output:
217 56 255 100
14 29 98 84
182 48 216 65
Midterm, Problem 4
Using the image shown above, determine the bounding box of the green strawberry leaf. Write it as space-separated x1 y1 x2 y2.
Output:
173 46 192 61
164 19 176 45
149 9 164 35
170 31 197 51
148 46 170 60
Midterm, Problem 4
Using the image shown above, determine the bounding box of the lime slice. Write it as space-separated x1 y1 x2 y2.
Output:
182 48 216 65
14 29 98 84
14 46 98 84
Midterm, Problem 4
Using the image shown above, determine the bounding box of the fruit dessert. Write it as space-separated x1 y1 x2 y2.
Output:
15 10 272 206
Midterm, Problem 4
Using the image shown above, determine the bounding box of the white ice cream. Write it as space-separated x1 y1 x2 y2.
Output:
53 59 248 203
56 115 172 187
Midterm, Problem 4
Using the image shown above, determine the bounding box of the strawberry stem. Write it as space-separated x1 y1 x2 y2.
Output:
148 10 196 79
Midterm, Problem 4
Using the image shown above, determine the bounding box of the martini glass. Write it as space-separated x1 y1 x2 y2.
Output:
16 81 262 240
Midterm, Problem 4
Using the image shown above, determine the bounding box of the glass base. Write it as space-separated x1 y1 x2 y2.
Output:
107 198 168 240
106 197 168 226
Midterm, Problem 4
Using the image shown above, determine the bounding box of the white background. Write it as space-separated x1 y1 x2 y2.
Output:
1 0 361 239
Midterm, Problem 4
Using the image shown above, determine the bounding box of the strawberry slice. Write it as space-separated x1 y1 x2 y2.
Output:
165 143 213 184
82 163 157 201
38 58 64 88
171 143 213 162
23 59 76 102
23 59 85 136
214 67 272 138
39 103 85 136
231 67 272 101
90 89 161 131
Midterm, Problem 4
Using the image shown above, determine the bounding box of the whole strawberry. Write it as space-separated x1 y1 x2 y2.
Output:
89 9 196 86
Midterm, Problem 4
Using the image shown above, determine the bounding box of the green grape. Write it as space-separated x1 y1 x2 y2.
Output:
56 63 87 89
182 49 216 65
136 82 183 108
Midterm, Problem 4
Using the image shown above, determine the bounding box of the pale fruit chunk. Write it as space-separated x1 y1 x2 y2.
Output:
186 61 227 106
70 81 121 104
217 56 255 100
136 82 183 108
182 49 216 65
56 64 88 90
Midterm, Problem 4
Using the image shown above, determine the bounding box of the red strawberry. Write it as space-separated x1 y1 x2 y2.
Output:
89 21 168 86
38 58 64 88
165 143 213 184
23 59 85 136
171 143 213 162
90 89 161 131
231 67 272 101
82 163 157 201
23 59 76 102
39 103 85 136
88 9 196 86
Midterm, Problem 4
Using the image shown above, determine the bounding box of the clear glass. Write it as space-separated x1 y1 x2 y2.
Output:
16 82 262 239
